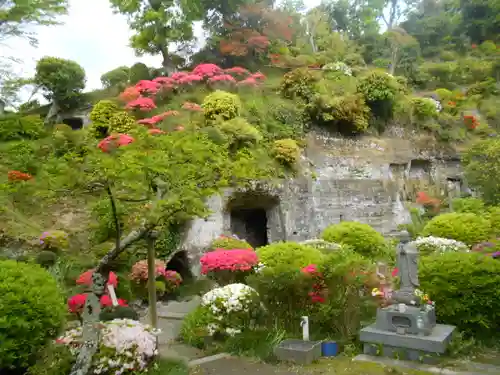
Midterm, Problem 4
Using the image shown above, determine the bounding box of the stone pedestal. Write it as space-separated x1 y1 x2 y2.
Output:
375 305 436 335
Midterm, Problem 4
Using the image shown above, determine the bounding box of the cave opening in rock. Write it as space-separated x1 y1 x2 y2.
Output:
62 117 84 130
227 192 279 248
166 250 192 281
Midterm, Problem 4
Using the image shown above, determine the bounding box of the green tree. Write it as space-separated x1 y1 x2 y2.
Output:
384 27 420 74
460 0 500 43
0 0 68 45
109 0 203 73
100 66 130 89
463 138 500 205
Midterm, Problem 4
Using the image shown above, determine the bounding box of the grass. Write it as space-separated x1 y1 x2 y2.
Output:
149 358 190 375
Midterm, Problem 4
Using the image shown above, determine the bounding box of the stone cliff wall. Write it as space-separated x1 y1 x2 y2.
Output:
180 128 465 275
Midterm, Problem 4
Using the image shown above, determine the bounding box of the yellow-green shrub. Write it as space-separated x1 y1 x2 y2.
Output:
356 70 400 120
89 100 119 124
256 242 324 269
321 221 386 259
217 117 262 149
210 236 253 250
434 88 453 101
279 67 319 101
411 97 438 121
451 197 485 214
272 139 300 165
108 111 137 134
421 212 490 246
0 114 45 142
203 90 241 120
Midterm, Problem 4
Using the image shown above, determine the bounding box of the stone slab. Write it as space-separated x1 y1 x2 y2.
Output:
360 323 455 354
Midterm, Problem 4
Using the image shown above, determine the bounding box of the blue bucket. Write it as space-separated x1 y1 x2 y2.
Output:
321 341 338 357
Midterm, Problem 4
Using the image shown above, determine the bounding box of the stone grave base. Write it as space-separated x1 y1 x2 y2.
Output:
360 323 455 364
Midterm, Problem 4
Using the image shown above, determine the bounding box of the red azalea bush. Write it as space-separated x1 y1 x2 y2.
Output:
225 67 250 76
301 264 327 304
192 63 223 78
77 269 118 288
464 114 479 129
67 293 127 315
148 128 165 135
200 248 258 285
208 74 236 84
119 87 140 102
416 191 441 214
98 134 135 152
125 97 157 112
8 170 33 181
164 270 183 293
135 80 161 96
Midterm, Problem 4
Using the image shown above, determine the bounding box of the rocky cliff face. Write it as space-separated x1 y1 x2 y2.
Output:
180 128 465 275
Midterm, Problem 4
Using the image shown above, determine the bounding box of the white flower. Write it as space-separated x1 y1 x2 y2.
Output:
412 236 469 255
322 62 352 76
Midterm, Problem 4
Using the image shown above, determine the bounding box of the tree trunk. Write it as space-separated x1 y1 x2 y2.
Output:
161 49 176 75
44 99 60 125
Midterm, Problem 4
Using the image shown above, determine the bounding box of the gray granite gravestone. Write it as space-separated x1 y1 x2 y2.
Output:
360 231 455 363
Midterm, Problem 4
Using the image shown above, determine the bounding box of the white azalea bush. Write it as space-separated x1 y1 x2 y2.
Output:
56 319 160 375
411 236 469 256
201 283 263 337
322 62 352 76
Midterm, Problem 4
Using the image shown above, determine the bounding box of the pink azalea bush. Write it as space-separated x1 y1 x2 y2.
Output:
135 80 161 95
200 248 258 285
98 134 135 153
192 63 223 78
164 270 183 293
125 97 157 112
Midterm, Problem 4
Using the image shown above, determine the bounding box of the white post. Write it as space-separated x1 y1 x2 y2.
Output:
301 316 310 341
107 284 119 307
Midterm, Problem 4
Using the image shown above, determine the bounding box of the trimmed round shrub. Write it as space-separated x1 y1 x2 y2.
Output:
273 139 300 166
452 197 485 215
210 236 252 250
356 70 400 120
35 251 58 268
217 117 262 149
203 90 241 120
421 212 490 246
321 221 386 259
279 67 318 101
0 260 66 370
89 100 119 124
411 236 469 256
411 97 439 120
108 111 137 134
420 252 500 337
256 241 324 269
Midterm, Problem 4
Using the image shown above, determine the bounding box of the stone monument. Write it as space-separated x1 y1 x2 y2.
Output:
360 230 456 362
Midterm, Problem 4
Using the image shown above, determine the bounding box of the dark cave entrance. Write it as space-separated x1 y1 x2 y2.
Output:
230 208 269 248
227 192 279 248
166 250 192 281
62 117 84 130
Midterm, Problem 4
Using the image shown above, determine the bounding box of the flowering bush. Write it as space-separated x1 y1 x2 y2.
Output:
164 270 182 293
322 62 352 76
67 294 128 315
182 102 203 111
203 90 241 120
40 230 69 250
192 63 223 78
57 319 160 374
148 128 165 135
209 74 236 84
412 236 469 256
8 170 33 181
416 191 441 214
130 259 166 282
301 264 327 303
119 87 140 103
201 283 262 336
125 97 156 112
225 67 249 76
464 114 479 129
77 269 118 288
134 80 160 96
200 249 258 285
98 134 135 153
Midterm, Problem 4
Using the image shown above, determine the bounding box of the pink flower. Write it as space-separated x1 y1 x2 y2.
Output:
301 264 319 275
391 268 399 277
160 110 179 117
125 97 157 112
68 294 87 313
76 269 118 288
250 72 266 81
208 74 236 83
153 76 176 86
171 71 189 80
138 115 163 127
237 77 259 86
192 63 223 78
247 35 270 49
200 249 258 274
98 134 135 153
177 74 203 84
134 80 160 95
182 102 203 111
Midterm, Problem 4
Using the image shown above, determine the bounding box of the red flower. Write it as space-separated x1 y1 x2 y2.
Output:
134 80 161 95
125 97 156 112
308 291 326 304
100 295 128 307
301 264 319 274
138 115 163 127
177 74 203 84
148 128 165 135
224 67 250 76
208 74 236 83
119 87 140 102
237 77 259 87
77 269 118 288
391 268 399 277
68 294 87 313
8 170 33 181
192 63 223 78
98 134 135 153
250 72 266 81
471 43 477 49
200 249 258 274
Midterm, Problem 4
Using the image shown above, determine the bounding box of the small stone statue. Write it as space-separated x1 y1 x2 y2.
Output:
392 231 421 306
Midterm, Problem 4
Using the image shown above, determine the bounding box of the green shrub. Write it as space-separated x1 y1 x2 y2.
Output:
452 197 485 214
420 252 500 338
309 94 370 134
0 140 39 174
457 59 493 84
466 78 499 98
0 260 66 370
108 111 137 134
272 138 300 166
435 88 453 101
90 100 119 124
440 51 457 61
27 342 74 375
0 114 45 142
210 236 252 250
256 242 324 269
203 90 241 120
35 251 58 268
180 306 214 348
411 97 438 121
99 306 139 321
101 66 130 89
129 62 151 84
321 221 386 259
486 207 500 236
421 212 490 246
217 117 262 149
279 67 318 101
356 70 400 120
420 61 457 87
